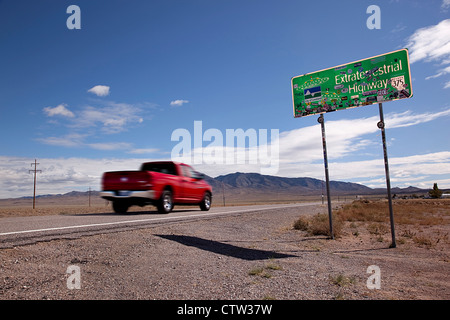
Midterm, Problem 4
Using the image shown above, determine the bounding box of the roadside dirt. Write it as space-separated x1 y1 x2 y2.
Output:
0 202 448 300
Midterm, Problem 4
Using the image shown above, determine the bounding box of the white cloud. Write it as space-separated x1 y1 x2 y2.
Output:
272 109 450 167
36 133 85 147
0 156 150 198
43 104 75 118
2 148 449 199
87 142 132 151
337 152 450 178
6 110 450 199
36 134 133 152
127 148 160 154
173 109 450 183
87 85 110 97
442 0 450 11
387 108 450 128
406 19 450 64
38 100 149 153
170 99 189 107
444 81 450 89
406 19 450 88
72 102 144 134
425 65 450 80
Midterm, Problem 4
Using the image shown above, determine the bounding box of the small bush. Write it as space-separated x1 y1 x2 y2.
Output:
293 216 309 231
413 236 434 248
367 223 388 235
248 261 282 278
329 274 356 287
248 267 264 276
310 213 344 237
308 213 330 236
293 213 343 238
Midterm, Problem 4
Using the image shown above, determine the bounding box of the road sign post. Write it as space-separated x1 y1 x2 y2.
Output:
318 114 334 239
377 103 396 248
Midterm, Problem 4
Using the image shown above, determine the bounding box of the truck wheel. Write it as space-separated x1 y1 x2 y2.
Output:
112 201 129 214
157 190 173 214
200 192 211 211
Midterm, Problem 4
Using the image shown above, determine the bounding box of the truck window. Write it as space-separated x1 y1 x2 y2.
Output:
180 165 191 177
181 165 201 179
141 162 177 175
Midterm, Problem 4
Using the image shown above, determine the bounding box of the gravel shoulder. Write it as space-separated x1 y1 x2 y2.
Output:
0 203 448 300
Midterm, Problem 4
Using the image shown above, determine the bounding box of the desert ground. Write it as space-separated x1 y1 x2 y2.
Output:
0 197 449 300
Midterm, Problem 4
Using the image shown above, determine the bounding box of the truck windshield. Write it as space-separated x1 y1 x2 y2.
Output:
140 162 178 175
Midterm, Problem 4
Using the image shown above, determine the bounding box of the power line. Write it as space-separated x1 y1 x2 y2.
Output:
29 159 42 209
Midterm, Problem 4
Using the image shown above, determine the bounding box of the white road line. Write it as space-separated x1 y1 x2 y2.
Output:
0 203 315 237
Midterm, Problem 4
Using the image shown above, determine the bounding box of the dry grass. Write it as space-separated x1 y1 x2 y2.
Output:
293 199 450 248
335 199 450 226
248 260 282 279
293 213 344 238
329 273 356 287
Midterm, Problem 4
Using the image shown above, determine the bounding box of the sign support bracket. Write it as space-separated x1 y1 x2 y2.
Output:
318 114 334 240
377 103 396 248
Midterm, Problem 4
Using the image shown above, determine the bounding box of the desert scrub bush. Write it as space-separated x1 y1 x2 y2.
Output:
248 260 282 278
293 213 344 237
335 200 387 222
248 267 265 276
329 274 356 287
413 235 434 248
309 213 344 237
367 222 388 235
400 229 416 238
293 216 309 231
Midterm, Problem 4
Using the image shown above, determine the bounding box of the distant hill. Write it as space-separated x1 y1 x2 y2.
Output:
205 172 373 195
20 190 101 200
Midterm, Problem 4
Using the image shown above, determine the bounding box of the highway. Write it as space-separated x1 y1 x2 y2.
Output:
0 203 319 248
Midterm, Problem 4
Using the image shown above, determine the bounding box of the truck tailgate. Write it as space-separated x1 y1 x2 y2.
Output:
102 171 152 191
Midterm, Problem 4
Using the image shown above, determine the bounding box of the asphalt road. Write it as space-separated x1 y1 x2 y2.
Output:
0 203 319 248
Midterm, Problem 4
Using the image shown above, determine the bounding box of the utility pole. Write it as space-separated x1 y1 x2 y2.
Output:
88 187 91 207
222 181 226 207
29 159 42 209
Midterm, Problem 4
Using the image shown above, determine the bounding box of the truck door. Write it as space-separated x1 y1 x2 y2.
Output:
180 164 203 201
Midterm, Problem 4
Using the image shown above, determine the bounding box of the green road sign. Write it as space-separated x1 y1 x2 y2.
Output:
291 49 413 118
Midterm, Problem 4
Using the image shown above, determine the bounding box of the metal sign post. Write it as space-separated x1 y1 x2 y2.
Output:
318 114 334 240
377 103 396 248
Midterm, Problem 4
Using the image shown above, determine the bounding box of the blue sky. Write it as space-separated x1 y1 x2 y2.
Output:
1 0 450 198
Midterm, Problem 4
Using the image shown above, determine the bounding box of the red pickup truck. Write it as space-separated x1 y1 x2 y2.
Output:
100 161 212 214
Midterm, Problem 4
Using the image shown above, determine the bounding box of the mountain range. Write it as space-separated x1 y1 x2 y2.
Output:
204 172 424 196
5 172 427 205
